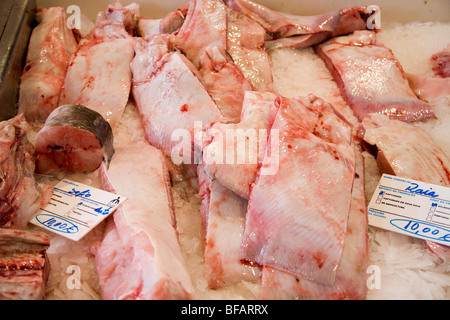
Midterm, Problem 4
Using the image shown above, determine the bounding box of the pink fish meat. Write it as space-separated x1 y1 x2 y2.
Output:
227 7 273 91
261 147 369 299
59 18 134 128
198 165 260 288
174 0 254 121
17 7 77 123
0 229 50 300
200 91 278 199
431 44 450 78
241 94 356 285
130 35 223 157
95 141 194 299
360 114 450 260
316 30 436 122
227 0 369 50
0 115 52 229
34 105 114 174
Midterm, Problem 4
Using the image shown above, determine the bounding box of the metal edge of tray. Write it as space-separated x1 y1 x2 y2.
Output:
0 0 36 121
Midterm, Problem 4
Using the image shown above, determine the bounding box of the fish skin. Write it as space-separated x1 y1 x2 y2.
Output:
34 104 114 174
17 7 77 123
316 30 436 122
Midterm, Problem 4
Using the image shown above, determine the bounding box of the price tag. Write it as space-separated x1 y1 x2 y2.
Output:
30 179 126 241
368 174 450 246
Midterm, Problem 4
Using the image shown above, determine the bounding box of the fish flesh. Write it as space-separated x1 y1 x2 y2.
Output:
0 115 53 229
360 114 450 186
198 46 254 121
316 30 436 122
200 91 278 199
59 15 134 129
407 73 450 102
241 94 356 285
198 165 260 288
138 3 189 36
130 35 223 158
174 0 228 69
174 0 254 121
95 141 194 299
17 7 77 123
103 2 140 35
227 7 273 91
0 228 50 300
227 0 369 50
261 147 369 299
34 105 114 174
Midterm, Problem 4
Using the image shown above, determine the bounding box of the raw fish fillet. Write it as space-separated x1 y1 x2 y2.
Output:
200 91 278 199
34 105 114 174
0 229 50 300
227 8 273 91
407 73 450 102
174 0 253 121
316 30 436 122
103 2 140 35
95 141 194 300
0 115 52 229
227 0 369 50
130 35 223 158
241 95 356 285
199 46 254 121
17 7 77 123
138 3 189 36
59 18 134 129
261 147 369 299
360 114 450 186
197 165 260 288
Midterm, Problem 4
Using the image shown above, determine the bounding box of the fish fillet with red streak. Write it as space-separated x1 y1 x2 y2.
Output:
316 30 435 122
226 7 273 91
95 141 194 299
130 35 223 159
241 94 356 286
200 91 278 199
261 147 369 299
17 7 77 123
197 165 260 288
59 14 134 129
226 0 369 50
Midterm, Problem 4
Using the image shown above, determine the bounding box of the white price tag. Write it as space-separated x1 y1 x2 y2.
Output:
368 174 450 246
30 179 126 241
